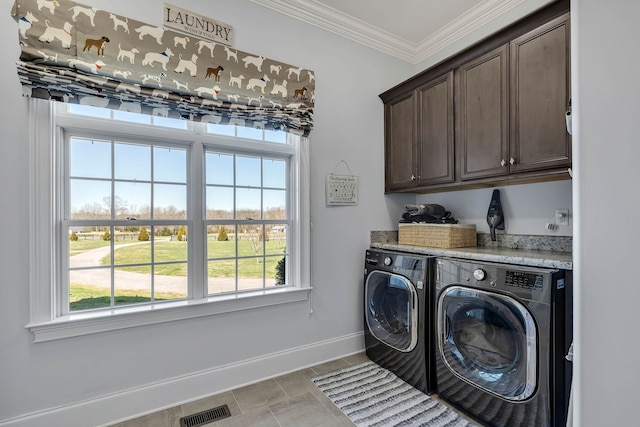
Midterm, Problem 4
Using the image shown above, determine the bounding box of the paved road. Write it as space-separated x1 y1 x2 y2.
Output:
70 243 272 295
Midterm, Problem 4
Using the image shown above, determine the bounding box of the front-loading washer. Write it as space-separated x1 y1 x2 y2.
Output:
434 258 571 427
364 249 435 394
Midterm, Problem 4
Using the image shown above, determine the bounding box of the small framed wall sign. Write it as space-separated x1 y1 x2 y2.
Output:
325 174 358 206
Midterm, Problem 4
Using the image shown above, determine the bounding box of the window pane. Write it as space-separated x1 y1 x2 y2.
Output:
208 260 236 294
114 273 151 306
264 190 286 219
236 188 261 219
238 258 264 291
68 104 111 118
236 126 262 140
208 225 236 258
263 158 286 189
270 254 287 286
155 228 188 263
238 224 265 257
206 152 234 185
155 271 187 300
70 179 112 219
69 268 112 311
114 225 142 244
69 138 111 179
207 123 235 136
113 232 151 265
236 155 261 187
113 110 151 124
206 186 234 219
265 129 287 143
266 225 287 255
114 182 151 219
69 232 112 266
154 183 187 219
154 146 186 183
153 116 188 129
115 143 151 181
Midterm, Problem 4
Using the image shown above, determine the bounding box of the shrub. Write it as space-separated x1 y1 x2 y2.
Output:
275 256 286 285
138 227 150 241
217 226 229 241
177 225 187 241
69 231 78 241
102 231 111 241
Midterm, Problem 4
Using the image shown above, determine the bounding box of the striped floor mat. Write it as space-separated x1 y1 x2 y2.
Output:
312 361 477 427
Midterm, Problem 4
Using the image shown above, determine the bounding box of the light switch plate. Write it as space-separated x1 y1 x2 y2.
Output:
555 209 569 226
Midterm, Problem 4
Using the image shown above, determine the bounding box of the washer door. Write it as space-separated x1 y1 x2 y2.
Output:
437 286 537 401
365 271 418 352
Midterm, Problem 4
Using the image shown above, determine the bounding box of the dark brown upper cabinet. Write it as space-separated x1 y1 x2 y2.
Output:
416 71 455 186
380 0 571 194
509 13 571 173
384 72 454 191
457 45 509 181
384 91 416 191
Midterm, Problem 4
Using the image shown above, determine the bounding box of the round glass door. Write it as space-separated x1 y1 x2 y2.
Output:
437 286 537 401
365 271 417 352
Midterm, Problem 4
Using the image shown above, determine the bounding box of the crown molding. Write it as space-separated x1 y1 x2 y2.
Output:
249 0 417 62
414 0 528 64
249 0 528 64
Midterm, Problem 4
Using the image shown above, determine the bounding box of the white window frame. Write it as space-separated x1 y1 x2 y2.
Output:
26 99 311 342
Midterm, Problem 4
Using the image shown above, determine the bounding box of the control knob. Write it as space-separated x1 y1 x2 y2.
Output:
473 268 487 281
383 256 393 266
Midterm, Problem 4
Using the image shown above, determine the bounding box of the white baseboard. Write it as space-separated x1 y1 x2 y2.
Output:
0 332 364 427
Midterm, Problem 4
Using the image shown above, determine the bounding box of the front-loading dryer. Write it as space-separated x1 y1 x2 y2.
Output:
434 258 571 427
364 249 435 394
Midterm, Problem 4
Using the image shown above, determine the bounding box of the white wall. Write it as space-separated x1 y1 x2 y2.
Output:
0 0 580 425
417 180 573 236
572 1 640 426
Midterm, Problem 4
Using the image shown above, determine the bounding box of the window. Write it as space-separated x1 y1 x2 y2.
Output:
27 100 311 341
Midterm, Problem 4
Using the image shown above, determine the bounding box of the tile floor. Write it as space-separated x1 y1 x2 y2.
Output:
108 352 371 427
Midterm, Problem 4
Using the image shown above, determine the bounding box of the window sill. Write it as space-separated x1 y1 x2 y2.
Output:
26 287 312 343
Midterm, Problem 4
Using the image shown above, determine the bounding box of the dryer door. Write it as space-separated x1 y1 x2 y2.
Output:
437 286 538 401
365 271 418 353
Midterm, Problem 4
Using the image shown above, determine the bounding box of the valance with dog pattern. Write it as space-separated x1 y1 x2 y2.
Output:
11 0 315 135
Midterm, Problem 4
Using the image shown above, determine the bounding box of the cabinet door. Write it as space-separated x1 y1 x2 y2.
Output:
385 91 416 191
417 71 455 186
510 13 571 173
457 45 509 180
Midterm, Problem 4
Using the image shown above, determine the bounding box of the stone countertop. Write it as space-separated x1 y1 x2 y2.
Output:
370 242 573 270
370 230 573 270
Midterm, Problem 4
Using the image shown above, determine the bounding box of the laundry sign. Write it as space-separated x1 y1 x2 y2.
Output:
164 3 233 46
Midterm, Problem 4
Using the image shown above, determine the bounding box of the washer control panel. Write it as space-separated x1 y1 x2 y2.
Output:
505 270 544 290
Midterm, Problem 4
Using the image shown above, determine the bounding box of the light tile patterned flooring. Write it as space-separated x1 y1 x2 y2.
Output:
108 353 370 427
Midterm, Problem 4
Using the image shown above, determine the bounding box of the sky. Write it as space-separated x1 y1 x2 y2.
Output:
68 104 287 219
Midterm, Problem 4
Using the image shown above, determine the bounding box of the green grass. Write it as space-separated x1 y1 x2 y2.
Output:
68 238 286 311
69 284 186 311
84 239 285 277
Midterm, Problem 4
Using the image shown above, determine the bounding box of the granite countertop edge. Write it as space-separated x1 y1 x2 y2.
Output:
370 242 573 270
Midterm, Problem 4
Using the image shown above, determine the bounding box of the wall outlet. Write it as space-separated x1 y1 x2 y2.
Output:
555 209 569 226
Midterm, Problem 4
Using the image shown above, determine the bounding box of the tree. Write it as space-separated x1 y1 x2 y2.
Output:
102 230 111 241
69 231 79 241
217 226 229 241
177 225 187 241
103 195 128 218
138 227 150 241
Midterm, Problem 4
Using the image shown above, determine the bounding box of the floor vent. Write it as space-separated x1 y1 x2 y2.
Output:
179 404 231 427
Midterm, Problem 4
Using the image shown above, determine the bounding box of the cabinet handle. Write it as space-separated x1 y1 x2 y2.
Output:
510 157 516 165
411 174 416 181
500 159 506 167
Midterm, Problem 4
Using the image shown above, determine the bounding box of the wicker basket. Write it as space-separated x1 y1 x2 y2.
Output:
398 223 477 249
